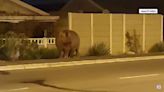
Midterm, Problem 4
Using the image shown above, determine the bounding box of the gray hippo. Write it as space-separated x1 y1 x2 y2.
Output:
55 30 80 58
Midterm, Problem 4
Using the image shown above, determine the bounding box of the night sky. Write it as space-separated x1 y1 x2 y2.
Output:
22 0 67 11
22 0 164 14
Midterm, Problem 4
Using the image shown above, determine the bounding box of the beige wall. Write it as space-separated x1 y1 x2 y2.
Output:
93 14 110 48
145 15 163 52
71 13 92 55
112 14 124 54
0 0 39 15
69 13 163 55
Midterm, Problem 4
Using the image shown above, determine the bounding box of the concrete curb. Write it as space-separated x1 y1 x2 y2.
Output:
1 55 164 71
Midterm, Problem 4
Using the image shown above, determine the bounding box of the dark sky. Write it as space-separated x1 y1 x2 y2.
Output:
22 0 67 11
22 0 164 14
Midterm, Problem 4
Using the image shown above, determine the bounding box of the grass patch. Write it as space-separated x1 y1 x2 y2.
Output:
39 48 59 59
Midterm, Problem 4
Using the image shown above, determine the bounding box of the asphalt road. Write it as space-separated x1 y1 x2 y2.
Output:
0 59 164 92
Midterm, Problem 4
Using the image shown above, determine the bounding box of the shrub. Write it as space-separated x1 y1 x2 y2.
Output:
19 48 59 60
19 39 41 60
0 31 59 60
126 30 141 54
88 43 110 56
19 47 41 60
0 31 41 61
149 42 164 53
39 48 59 59
0 46 7 60
0 32 24 61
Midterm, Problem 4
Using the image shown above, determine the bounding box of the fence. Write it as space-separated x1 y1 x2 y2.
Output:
68 13 163 55
0 38 56 48
27 38 56 48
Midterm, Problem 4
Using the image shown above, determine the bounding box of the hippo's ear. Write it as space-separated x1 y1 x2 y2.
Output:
61 31 66 37
65 31 69 37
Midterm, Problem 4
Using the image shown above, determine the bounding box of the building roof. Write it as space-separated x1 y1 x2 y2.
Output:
0 16 59 23
9 0 49 15
60 0 106 12
0 0 59 23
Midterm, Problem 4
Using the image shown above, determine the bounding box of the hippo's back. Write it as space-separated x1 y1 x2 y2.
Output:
69 31 80 49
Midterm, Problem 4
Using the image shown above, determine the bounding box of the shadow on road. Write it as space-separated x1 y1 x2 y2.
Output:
21 79 114 92
0 71 10 75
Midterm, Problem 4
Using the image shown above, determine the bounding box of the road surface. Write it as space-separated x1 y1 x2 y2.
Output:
0 59 164 92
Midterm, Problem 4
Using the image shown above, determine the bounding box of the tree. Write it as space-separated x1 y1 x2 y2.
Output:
126 29 141 54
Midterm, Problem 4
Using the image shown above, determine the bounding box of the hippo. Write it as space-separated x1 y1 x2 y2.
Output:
55 30 80 58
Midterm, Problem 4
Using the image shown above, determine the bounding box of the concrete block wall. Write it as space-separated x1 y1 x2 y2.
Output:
145 15 163 52
93 14 110 50
69 13 163 55
69 13 92 55
112 14 124 54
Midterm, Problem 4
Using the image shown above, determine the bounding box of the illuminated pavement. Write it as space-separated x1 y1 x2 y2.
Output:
0 59 164 92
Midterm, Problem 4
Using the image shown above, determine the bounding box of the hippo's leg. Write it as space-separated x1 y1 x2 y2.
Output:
69 49 74 58
60 50 64 58
63 49 70 58
75 49 79 56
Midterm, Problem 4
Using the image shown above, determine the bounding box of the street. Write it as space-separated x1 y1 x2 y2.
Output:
1 59 164 92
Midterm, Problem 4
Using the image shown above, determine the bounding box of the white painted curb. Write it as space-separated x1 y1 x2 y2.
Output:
0 55 164 71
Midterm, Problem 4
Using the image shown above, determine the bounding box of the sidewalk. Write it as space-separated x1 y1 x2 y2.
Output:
1 55 164 71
